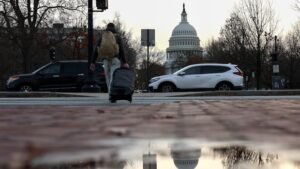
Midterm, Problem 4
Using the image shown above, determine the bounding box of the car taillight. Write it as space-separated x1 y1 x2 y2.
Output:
233 71 243 76
233 67 244 76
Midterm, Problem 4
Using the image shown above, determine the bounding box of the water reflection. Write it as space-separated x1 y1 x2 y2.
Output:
170 142 201 169
213 146 278 169
21 140 298 169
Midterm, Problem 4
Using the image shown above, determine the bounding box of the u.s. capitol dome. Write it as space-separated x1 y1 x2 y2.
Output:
165 4 203 74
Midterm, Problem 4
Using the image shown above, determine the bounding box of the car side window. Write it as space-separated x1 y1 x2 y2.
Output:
39 63 61 75
63 63 86 75
201 66 230 74
183 66 201 75
216 66 230 73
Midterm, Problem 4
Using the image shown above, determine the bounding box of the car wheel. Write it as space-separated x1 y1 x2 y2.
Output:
19 85 33 92
160 83 176 92
216 82 233 91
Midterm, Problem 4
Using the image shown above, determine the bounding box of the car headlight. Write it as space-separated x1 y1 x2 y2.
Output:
150 77 160 83
7 76 19 83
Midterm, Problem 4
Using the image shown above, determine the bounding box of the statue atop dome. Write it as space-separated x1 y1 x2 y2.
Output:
181 3 187 23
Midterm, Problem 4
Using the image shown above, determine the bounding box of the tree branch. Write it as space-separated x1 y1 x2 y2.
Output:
36 4 86 28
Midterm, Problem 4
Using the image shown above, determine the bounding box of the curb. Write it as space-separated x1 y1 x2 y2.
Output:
0 92 87 98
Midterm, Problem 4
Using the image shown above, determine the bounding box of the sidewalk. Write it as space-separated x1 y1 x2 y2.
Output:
0 99 300 167
2 89 300 98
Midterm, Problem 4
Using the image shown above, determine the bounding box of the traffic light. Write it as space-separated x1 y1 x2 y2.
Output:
96 0 108 10
49 47 56 61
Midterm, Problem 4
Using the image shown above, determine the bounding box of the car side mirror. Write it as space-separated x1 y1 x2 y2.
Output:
178 72 186 76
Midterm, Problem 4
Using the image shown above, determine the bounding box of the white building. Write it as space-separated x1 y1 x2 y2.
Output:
165 4 203 74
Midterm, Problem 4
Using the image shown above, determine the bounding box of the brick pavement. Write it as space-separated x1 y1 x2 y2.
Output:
0 99 300 167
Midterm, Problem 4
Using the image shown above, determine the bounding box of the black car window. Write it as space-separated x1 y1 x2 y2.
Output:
183 66 201 75
62 62 103 75
39 63 61 74
63 62 87 75
200 66 230 74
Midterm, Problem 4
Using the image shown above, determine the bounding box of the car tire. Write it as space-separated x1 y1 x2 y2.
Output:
216 82 233 91
159 83 176 92
19 85 33 92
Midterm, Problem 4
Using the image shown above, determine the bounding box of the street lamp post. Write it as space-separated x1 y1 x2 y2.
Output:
81 0 107 92
271 35 283 89
87 0 94 72
141 29 155 91
273 36 279 75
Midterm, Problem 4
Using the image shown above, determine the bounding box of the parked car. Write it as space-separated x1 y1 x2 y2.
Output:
148 63 244 92
6 60 107 92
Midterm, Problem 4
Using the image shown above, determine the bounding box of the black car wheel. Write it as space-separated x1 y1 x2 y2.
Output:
216 82 233 91
19 85 33 92
159 83 176 92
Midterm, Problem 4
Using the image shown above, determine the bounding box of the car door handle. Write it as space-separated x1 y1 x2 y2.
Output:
52 75 60 78
77 74 84 76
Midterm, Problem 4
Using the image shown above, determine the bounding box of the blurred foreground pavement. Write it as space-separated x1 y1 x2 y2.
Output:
0 98 300 167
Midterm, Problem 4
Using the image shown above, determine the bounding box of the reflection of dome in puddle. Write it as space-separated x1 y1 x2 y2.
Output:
171 143 201 169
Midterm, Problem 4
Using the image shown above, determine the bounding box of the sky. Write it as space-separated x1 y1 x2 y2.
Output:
93 0 300 51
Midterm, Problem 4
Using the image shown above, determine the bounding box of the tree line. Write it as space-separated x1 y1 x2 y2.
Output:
204 0 300 89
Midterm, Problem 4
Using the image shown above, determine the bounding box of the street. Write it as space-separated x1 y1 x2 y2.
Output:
1 92 300 106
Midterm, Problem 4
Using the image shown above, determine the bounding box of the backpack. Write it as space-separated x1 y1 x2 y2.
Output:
97 31 119 60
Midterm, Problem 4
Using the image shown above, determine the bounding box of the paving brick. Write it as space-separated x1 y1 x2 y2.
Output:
0 99 300 166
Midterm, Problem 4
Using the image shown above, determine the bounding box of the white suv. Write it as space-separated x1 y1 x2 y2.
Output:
148 63 244 92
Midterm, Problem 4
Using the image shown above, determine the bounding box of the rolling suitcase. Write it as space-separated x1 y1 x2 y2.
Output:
109 67 135 103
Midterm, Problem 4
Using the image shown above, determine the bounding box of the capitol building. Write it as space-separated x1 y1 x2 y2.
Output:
165 4 203 74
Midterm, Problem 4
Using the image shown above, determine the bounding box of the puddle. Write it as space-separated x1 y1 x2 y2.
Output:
12 139 300 169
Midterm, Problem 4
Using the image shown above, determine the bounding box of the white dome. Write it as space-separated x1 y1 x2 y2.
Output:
172 23 197 37
171 3 197 37
167 3 202 51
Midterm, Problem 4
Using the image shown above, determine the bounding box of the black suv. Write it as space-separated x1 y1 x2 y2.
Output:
6 60 107 92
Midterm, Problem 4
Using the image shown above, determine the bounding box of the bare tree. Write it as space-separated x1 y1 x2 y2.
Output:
237 0 278 89
205 13 255 86
283 22 300 88
0 0 87 73
136 47 165 67
220 13 250 64
136 47 166 89
295 0 300 11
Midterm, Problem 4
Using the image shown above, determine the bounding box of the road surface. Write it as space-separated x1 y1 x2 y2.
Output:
1 94 300 106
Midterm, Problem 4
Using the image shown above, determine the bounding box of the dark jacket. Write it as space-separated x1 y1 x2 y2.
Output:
92 32 127 64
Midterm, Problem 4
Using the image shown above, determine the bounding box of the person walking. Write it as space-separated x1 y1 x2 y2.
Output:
90 23 129 96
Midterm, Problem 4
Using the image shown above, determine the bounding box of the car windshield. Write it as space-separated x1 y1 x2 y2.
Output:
32 63 52 74
173 66 190 75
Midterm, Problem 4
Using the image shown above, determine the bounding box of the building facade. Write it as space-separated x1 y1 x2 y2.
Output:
165 4 203 74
